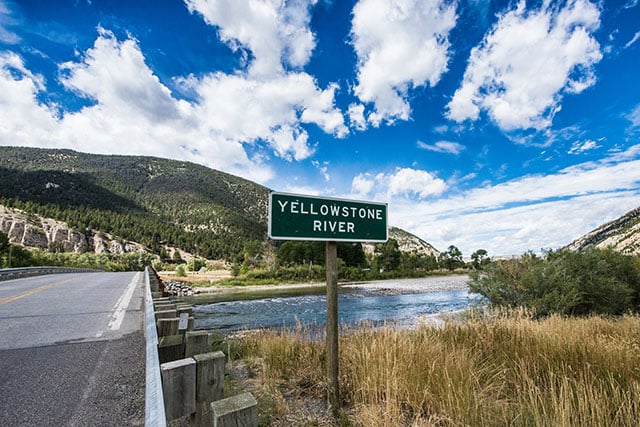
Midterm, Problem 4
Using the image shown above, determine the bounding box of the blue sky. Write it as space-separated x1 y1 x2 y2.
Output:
1 0 639 257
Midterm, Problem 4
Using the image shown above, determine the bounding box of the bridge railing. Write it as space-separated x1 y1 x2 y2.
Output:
0 266 100 281
144 266 167 427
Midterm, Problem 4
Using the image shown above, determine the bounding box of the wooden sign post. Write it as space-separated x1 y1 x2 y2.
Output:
268 192 388 414
325 241 339 413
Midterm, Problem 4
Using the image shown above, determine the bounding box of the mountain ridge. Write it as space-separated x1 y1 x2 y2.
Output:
0 147 438 260
566 206 640 255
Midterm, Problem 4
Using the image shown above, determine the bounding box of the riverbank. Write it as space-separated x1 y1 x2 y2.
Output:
161 274 470 298
227 312 640 426
343 274 469 294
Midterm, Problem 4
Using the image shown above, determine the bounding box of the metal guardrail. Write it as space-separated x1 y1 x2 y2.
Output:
0 266 100 281
144 267 167 427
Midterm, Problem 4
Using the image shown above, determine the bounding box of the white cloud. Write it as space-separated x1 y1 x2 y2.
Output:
568 138 600 154
627 103 640 127
417 140 465 155
0 30 274 181
390 149 640 256
183 0 347 159
0 1 20 44
388 168 448 198
191 70 345 160
446 0 602 132
624 31 640 49
347 103 367 131
402 191 640 256
351 167 447 200
351 173 376 198
312 160 330 181
184 0 317 77
350 0 456 126
0 4 351 181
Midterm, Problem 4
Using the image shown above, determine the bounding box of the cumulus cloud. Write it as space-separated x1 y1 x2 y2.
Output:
184 0 317 77
446 0 602 132
417 140 465 155
0 30 272 181
183 0 347 158
347 103 367 131
351 167 447 200
0 1 349 180
191 70 345 160
350 0 456 126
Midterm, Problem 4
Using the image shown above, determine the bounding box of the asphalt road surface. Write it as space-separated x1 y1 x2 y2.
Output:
0 271 146 426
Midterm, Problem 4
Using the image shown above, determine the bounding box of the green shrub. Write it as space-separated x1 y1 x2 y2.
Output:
470 248 640 316
175 264 186 277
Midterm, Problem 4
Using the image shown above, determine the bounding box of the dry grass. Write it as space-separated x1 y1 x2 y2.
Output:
227 312 640 426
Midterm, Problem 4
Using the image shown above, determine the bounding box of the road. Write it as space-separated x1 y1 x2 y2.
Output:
0 272 146 426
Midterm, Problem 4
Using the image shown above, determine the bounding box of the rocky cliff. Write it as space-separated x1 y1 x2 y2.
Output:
363 226 440 257
0 205 146 254
565 206 640 255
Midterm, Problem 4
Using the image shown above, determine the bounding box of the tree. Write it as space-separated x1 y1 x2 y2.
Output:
470 249 489 269
338 243 366 267
375 239 401 272
440 245 464 270
172 249 183 263
0 231 8 254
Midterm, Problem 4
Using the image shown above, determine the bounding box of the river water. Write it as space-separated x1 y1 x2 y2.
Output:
193 275 482 334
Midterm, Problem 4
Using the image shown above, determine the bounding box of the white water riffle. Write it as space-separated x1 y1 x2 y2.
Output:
193 275 485 334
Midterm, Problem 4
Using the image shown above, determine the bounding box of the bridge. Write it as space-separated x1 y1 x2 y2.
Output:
0 267 256 426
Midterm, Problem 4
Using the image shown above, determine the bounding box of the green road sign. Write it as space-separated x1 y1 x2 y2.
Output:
268 192 388 242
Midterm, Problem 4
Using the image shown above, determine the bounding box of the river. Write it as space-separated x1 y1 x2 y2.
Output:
193 275 483 334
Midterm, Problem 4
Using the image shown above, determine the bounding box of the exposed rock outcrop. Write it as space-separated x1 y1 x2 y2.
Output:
362 226 440 257
0 204 146 254
565 207 640 255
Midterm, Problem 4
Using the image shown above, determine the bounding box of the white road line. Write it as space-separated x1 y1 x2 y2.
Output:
107 272 140 331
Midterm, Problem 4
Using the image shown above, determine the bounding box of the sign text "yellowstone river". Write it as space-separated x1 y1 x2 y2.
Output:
268 192 388 242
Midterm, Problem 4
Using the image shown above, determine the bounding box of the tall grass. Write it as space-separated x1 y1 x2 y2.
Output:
230 312 640 426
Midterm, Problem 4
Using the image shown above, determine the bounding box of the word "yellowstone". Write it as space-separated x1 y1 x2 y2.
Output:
276 200 383 220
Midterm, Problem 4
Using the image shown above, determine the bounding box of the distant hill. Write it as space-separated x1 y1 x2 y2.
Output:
566 206 640 255
0 147 438 261
0 147 269 260
384 226 439 257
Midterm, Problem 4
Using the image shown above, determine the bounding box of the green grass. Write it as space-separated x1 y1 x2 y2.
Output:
227 310 640 426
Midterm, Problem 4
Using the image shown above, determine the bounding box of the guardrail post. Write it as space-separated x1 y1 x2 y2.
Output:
185 330 209 358
193 351 226 427
211 392 257 427
157 318 180 337
160 358 196 421
158 335 184 364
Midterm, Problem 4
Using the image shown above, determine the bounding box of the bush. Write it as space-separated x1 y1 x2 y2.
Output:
469 248 640 316
175 264 186 277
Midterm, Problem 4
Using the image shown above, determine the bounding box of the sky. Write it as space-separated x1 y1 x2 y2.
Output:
0 0 639 258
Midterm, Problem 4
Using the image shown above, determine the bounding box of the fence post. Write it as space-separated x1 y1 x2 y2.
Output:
193 351 226 427
185 330 209 358
211 392 257 427
160 358 196 421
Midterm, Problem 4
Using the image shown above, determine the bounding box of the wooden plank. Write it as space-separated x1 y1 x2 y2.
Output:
211 392 257 427
160 358 196 421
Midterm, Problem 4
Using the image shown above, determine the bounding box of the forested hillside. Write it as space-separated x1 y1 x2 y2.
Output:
0 147 269 261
